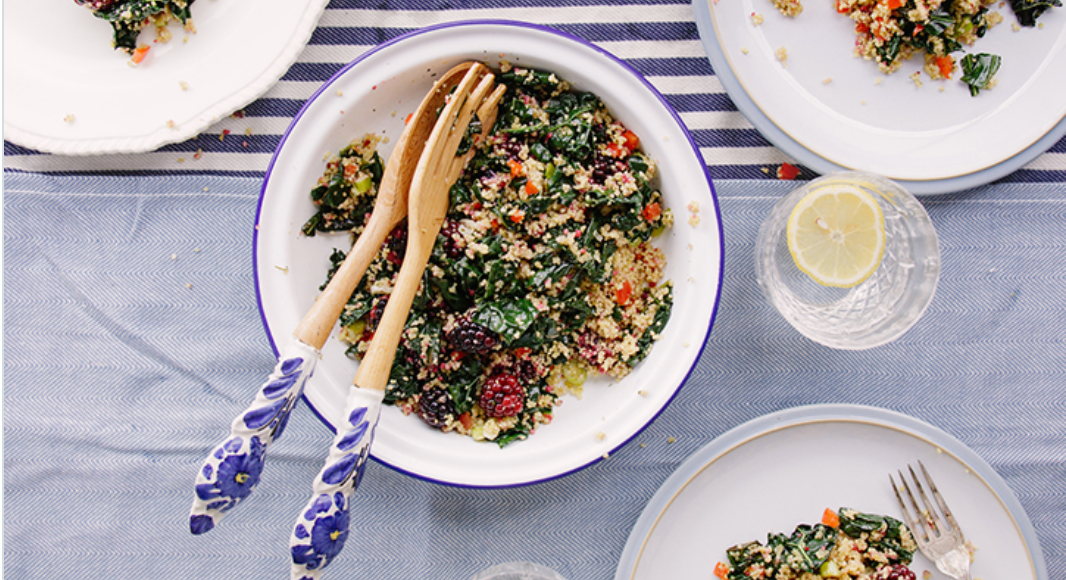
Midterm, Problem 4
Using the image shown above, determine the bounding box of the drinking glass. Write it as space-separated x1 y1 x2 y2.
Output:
755 171 940 350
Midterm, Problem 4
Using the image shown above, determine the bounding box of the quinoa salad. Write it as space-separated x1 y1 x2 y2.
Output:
76 0 196 61
715 509 920 580
765 0 1060 96
303 65 674 447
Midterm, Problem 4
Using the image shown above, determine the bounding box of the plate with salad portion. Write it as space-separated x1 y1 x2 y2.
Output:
615 404 1047 580
3 0 329 154
692 0 1066 193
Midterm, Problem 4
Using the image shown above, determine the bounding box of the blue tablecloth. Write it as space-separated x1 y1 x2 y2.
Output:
4 2 1065 580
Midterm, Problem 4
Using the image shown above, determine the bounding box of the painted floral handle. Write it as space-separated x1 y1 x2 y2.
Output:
189 339 318 535
289 385 383 580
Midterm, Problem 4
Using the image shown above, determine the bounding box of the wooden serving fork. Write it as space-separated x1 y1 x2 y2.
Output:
288 63 505 579
189 62 482 535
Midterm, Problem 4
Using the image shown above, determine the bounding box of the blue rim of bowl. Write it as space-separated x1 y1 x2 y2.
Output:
252 19 725 488
691 0 1066 196
614 403 1049 580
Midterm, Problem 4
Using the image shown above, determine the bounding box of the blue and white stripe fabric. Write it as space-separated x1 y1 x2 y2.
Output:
3 2 1065 580
5 0 1064 181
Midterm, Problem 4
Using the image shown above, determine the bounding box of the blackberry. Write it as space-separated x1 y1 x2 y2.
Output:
418 387 455 429
885 565 916 580
479 373 524 418
366 296 388 331
447 317 499 354
384 225 407 265
496 136 524 160
590 153 625 184
439 219 463 259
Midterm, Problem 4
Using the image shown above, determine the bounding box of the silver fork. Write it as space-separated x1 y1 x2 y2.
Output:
890 461 972 580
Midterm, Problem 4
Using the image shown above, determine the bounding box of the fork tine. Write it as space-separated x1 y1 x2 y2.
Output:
908 464 944 537
919 461 966 541
897 469 933 541
889 473 923 542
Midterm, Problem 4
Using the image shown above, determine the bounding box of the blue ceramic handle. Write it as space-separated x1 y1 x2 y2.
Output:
189 339 318 535
289 385 383 580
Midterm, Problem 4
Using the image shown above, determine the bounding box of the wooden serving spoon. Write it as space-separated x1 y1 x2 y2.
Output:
289 62 506 579
189 61 480 536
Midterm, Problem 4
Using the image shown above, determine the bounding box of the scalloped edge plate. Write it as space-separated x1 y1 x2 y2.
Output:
3 0 329 155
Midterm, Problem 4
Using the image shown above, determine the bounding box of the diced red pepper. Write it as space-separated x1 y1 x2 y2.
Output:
822 508 840 528
458 412 473 430
642 202 661 222
935 55 954 79
622 129 640 151
510 211 524 223
714 562 731 579
131 45 150 64
508 159 524 177
525 180 538 196
405 112 414 125
777 162 800 180
615 280 632 305
605 142 627 158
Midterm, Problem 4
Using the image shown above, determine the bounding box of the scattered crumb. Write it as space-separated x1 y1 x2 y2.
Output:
193 148 203 160
741 47 750 55
761 167 771 175
185 283 193 289
769 0 803 16
336 90 344 96
751 12 765 25
637 390 648 397
823 77 833 84
601 453 610 460
171 254 178 261
275 265 289 274
1013 22 1021 31
219 129 230 141
939 86 946 92
166 120 176 129
861 99 867 105
245 127 253 136
64 114 75 123
639 443 646 448
1039 22 1044 29
595 431 606 441
667 436 676 443
177 157 185 163
686 201 701 227
923 571 932 580
776 46 789 67
874 77 883 85
194 248 200 253
910 71 924 87
179 80 189 91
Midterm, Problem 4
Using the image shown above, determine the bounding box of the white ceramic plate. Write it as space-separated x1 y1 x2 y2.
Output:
616 404 1048 580
254 21 723 487
692 0 1066 194
3 0 329 155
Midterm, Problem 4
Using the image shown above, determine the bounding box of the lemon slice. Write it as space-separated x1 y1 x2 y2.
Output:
786 183 885 288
